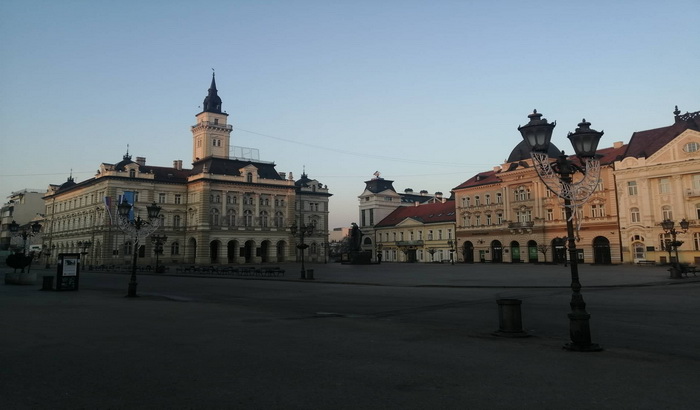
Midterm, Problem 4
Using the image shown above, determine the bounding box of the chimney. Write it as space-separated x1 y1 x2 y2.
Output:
173 160 183 170
420 190 428 196
613 141 624 149
435 191 443 198
404 188 413 193
493 166 501 172
135 157 146 166
279 172 287 179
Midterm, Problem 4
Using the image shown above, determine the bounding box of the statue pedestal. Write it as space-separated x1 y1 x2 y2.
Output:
5 271 37 285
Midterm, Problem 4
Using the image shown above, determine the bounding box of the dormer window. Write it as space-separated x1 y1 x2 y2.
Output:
129 169 136 178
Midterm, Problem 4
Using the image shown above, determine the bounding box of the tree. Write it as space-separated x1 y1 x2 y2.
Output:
537 244 551 263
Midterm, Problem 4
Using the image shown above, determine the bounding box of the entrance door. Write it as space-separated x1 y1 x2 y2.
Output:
510 241 521 263
593 236 611 264
491 240 503 263
464 241 474 263
528 240 538 263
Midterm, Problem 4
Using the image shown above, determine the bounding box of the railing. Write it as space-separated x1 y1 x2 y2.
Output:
508 221 535 229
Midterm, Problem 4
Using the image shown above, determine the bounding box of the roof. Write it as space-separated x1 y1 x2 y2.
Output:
363 178 397 194
453 169 501 190
623 110 700 159
191 157 284 180
375 200 455 227
506 139 561 163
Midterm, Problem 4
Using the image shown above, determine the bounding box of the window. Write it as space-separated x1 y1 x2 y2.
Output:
662 206 673 220
260 211 269 227
546 209 553 221
516 208 532 223
486 214 492 225
465 197 471 207
274 212 284 227
174 194 181 204
228 210 237 226
696 203 700 219
694 233 700 251
171 242 180 255
659 178 670 194
243 210 253 226
247 173 253 183
210 209 220 226
485 194 491 205
630 208 641 223
633 242 645 260
428 230 433 240
129 169 136 178
660 233 673 251
683 142 699 153
591 203 605 218
496 213 503 224
475 214 481 226
475 196 481 206
124 241 132 256
158 193 166 204
438 230 443 240
627 181 638 196
173 215 181 228
496 192 502 204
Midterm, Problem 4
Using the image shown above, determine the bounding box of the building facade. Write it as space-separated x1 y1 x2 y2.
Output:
452 138 626 265
41 75 330 267
614 107 700 265
374 200 457 263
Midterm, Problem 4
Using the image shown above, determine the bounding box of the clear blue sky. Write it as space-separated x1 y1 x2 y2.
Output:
1 0 698 228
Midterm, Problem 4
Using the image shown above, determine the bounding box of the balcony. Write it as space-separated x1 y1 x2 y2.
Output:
507 221 534 229
396 240 424 247
686 189 700 198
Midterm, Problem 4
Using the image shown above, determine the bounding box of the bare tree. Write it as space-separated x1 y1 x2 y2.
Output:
537 244 551 263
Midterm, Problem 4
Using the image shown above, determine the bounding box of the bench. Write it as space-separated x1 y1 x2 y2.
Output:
636 260 656 266
668 263 698 278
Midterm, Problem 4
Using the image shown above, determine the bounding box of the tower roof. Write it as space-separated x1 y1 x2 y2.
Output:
202 72 223 114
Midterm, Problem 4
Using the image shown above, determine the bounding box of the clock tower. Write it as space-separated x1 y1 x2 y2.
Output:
191 73 231 162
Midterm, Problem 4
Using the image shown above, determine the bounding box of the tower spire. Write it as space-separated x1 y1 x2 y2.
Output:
202 71 222 113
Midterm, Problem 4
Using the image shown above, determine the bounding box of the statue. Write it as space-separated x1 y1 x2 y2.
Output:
350 223 363 252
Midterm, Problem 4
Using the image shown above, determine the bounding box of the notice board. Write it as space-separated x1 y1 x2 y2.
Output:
57 253 80 291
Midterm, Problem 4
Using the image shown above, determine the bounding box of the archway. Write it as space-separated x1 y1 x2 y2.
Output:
276 241 287 262
463 241 474 263
210 240 221 264
593 236 612 264
227 240 239 263
510 241 521 263
491 240 503 263
244 240 256 263
527 240 538 263
260 240 271 263
552 237 566 264
187 238 197 264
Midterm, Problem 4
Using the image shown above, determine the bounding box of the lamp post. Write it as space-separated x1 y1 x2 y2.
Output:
661 218 690 276
376 243 383 264
290 221 314 279
447 240 455 265
151 234 168 273
9 220 42 272
116 198 162 297
77 240 92 267
518 110 603 352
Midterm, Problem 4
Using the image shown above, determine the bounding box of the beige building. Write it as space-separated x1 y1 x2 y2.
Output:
453 137 625 265
42 74 330 267
374 200 456 263
614 107 700 265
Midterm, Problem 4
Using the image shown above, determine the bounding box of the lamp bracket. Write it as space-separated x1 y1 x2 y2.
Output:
117 215 161 240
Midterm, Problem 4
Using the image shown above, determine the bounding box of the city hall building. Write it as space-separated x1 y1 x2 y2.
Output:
41 75 331 267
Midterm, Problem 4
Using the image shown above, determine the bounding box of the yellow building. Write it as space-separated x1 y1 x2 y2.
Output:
374 200 456 263
614 107 700 265
42 74 330 268
453 137 625 265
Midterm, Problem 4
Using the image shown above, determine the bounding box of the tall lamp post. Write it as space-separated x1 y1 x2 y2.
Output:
290 221 314 279
661 218 690 277
151 234 168 273
518 110 604 352
77 240 92 267
116 198 162 297
447 240 456 265
9 220 42 272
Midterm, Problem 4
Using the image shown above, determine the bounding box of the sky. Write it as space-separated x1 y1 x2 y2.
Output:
1 0 699 229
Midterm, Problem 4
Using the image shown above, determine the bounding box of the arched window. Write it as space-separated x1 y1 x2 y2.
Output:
662 206 673 220
260 211 269 227
228 209 236 226
210 209 220 226
243 210 253 226
274 212 284 227
485 194 491 205
475 196 481 206
633 242 645 260
247 172 253 183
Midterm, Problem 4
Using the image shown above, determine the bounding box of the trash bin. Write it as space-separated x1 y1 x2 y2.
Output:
305 269 314 280
494 299 528 337
42 275 54 291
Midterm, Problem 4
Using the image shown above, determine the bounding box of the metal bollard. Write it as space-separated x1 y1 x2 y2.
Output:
494 299 529 337
41 275 54 291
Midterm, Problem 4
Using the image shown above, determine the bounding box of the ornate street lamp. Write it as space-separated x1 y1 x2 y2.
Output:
290 221 314 279
8 220 42 273
518 110 604 352
116 197 162 297
447 240 456 265
376 243 383 264
661 218 690 277
151 234 168 273
77 240 92 267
